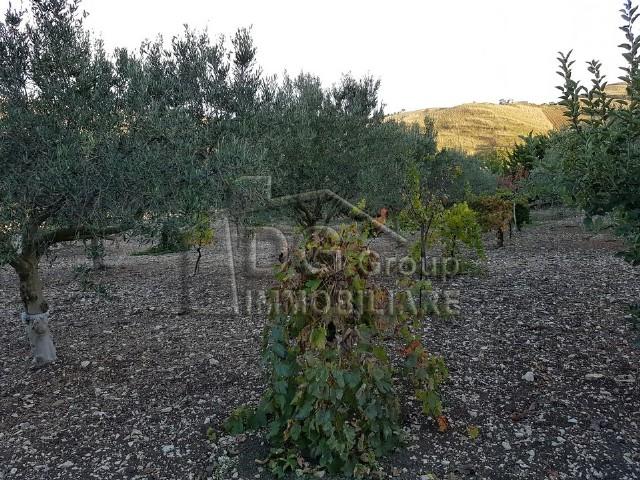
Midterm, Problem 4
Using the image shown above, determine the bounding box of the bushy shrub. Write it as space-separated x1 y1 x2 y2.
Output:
469 195 513 247
134 216 214 257
438 203 485 259
514 200 531 230
225 225 448 478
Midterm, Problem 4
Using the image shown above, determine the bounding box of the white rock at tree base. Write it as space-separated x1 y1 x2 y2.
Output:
522 371 535 382
80 361 90 368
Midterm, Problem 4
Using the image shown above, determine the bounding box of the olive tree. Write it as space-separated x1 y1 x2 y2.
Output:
0 0 222 365
251 73 393 227
0 1 134 366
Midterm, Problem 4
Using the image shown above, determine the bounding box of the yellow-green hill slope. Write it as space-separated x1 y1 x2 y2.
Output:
389 102 567 155
389 83 628 155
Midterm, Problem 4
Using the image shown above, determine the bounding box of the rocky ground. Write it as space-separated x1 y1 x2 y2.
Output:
1 211 639 480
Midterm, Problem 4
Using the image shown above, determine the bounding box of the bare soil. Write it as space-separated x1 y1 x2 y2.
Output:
1 211 639 480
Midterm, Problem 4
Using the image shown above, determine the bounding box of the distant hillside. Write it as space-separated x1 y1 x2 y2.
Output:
390 102 566 154
389 83 627 155
603 82 627 99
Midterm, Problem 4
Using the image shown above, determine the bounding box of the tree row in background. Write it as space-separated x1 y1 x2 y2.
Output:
0 0 510 366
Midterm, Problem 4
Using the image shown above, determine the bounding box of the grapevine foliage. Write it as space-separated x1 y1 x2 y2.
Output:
225 225 448 478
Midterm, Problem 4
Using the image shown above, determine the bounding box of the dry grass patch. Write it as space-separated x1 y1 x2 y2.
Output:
390 102 566 154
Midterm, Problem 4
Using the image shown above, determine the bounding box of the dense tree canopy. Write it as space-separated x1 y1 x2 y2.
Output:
0 0 498 382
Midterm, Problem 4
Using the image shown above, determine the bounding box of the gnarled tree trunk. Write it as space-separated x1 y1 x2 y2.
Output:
13 253 56 367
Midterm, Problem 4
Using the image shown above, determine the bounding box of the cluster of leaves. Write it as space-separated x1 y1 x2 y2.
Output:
72 264 108 296
437 203 485 259
133 215 214 256
0 0 266 285
0 0 500 270
514 200 531 230
515 131 572 207
506 132 549 176
225 225 447 478
524 0 640 263
468 195 513 247
395 122 497 294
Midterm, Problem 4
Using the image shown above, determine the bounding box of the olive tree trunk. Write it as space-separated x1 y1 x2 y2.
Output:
14 254 57 367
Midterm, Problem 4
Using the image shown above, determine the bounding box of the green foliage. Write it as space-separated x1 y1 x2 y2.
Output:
437 149 499 202
246 73 397 226
469 195 513 247
182 215 215 249
437 203 484 259
158 219 192 253
398 135 494 285
475 149 509 176
72 264 109 296
507 132 549 176
226 225 447 478
519 130 574 206
398 160 444 238
398 152 445 300
0 0 229 271
550 0 640 263
514 200 531 230
134 215 214 255
469 196 513 231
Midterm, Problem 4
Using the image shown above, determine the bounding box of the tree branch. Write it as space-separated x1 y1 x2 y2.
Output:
36 224 130 247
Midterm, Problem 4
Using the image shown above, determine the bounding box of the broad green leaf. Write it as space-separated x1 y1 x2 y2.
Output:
310 326 327 350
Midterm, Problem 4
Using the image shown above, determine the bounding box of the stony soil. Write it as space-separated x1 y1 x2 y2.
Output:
1 211 639 480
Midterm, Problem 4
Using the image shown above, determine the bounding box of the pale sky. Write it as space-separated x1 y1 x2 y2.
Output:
1 0 625 112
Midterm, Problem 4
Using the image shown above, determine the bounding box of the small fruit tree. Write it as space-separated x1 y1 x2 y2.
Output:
437 202 485 260
226 225 448 478
469 195 514 247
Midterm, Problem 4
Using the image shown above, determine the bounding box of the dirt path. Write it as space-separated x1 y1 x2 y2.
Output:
1 212 639 479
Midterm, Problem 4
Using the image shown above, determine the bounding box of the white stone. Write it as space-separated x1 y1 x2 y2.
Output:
22 312 57 366
522 371 535 382
162 445 175 455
